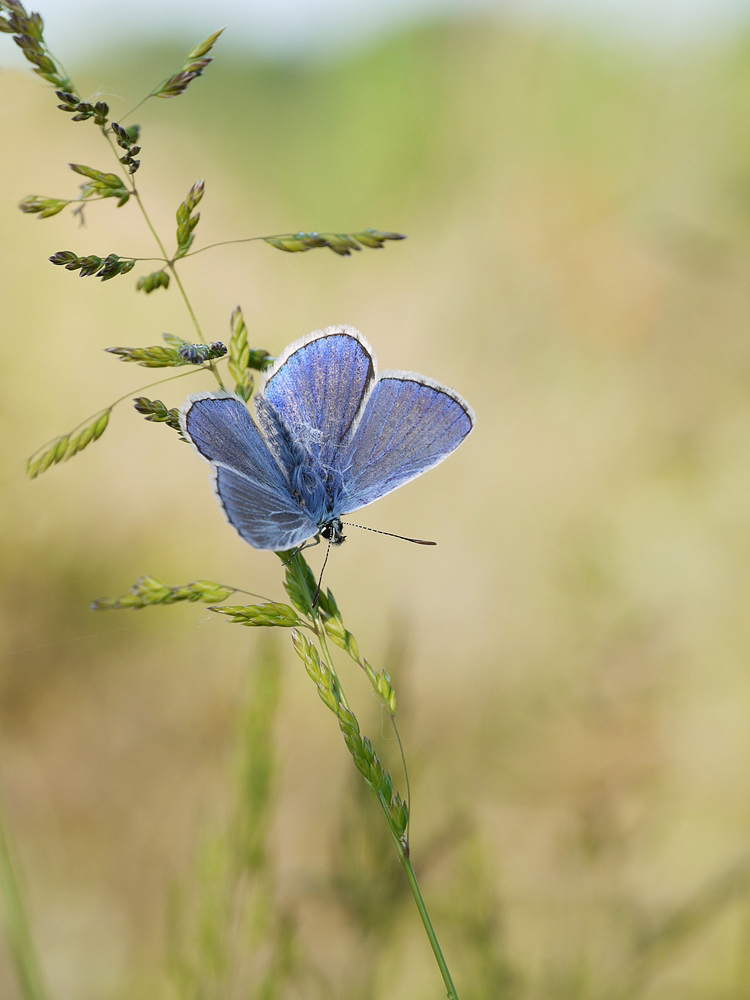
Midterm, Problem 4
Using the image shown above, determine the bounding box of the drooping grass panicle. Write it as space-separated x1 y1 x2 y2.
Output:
283 553 408 835
0 0 74 93
269 552 461 988
315 597 409 833
291 626 343 715
318 603 397 715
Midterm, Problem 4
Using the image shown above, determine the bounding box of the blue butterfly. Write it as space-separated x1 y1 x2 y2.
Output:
179 325 475 551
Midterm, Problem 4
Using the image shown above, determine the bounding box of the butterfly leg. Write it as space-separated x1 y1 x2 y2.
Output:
300 535 322 550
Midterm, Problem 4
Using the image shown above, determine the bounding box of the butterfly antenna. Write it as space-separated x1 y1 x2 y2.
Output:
312 536 333 609
340 522 436 546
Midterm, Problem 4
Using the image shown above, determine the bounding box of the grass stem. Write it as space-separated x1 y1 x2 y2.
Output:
0 804 50 1000
389 817 460 1000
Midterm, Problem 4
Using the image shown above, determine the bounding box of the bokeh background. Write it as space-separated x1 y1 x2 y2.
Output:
4 1 750 997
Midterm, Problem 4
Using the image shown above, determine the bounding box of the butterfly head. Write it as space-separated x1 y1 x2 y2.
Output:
320 517 346 546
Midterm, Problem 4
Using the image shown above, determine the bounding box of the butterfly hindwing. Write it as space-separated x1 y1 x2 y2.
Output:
212 465 318 550
180 392 317 549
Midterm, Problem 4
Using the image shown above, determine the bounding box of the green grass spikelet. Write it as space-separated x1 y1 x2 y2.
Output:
263 229 407 256
26 409 110 479
105 333 194 367
211 603 301 628
136 270 170 293
91 576 234 611
150 28 224 99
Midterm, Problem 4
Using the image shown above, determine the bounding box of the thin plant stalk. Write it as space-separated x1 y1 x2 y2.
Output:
397 848 459 1000
306 567 461 1000
0 801 50 1000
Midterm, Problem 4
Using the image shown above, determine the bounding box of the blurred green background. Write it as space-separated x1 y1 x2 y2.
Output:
4 9 750 999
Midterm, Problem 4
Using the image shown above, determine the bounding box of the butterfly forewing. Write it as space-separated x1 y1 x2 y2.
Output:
337 375 474 514
261 326 375 470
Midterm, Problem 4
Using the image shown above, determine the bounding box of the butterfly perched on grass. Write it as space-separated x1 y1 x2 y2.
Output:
180 326 474 551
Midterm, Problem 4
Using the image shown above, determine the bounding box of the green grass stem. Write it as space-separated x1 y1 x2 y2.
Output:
0 804 49 1000
390 821 460 1000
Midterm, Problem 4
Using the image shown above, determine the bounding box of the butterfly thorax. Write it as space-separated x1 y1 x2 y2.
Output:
289 461 345 540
